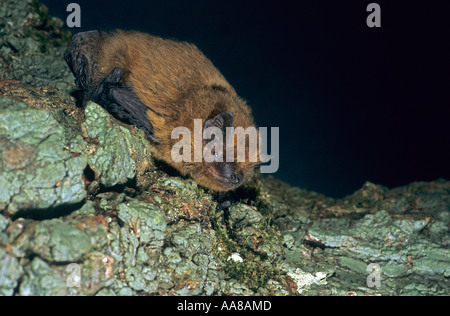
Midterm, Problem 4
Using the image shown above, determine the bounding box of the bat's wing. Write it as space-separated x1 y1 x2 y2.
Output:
65 32 157 142
64 30 101 101
92 67 158 143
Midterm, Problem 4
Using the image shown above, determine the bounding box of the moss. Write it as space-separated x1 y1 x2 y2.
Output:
209 196 285 293
26 0 72 53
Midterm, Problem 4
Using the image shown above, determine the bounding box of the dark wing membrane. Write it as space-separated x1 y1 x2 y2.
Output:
93 67 157 142
65 33 157 142
64 30 101 98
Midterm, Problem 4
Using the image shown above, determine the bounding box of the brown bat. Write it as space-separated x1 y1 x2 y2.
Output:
64 30 261 198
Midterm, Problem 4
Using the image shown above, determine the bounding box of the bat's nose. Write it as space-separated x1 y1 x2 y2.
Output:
229 174 241 185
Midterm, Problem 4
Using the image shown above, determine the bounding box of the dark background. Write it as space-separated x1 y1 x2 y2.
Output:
40 0 450 198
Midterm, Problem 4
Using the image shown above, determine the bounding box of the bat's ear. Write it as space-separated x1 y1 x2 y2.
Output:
249 161 264 168
204 111 234 133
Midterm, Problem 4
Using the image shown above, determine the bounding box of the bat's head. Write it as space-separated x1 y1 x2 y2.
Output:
198 110 263 192
167 88 264 192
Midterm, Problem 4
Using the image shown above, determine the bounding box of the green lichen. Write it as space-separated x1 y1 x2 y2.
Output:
0 214 8 232
31 219 98 262
271 184 450 296
117 200 166 247
0 248 24 296
19 257 68 296
0 97 87 215
0 0 75 93
83 102 152 188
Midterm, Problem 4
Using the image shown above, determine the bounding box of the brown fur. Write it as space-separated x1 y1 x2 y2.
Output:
93 30 259 192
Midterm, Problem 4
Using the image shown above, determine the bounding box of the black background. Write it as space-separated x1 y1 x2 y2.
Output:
40 0 450 198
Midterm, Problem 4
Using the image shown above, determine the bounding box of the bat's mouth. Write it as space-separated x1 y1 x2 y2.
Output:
203 161 243 189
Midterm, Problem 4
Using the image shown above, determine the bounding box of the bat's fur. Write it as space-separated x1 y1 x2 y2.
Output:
65 30 260 192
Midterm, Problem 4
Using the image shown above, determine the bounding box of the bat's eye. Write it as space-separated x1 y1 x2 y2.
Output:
209 148 218 158
229 174 241 184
